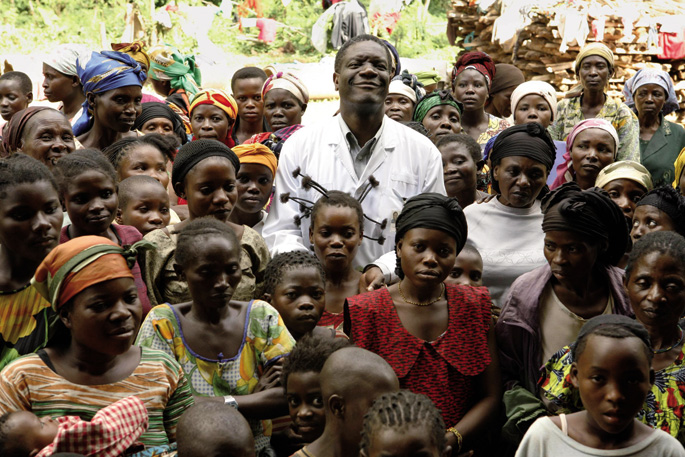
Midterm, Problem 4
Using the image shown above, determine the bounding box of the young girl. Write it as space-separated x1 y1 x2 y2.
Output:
346 193 501 455
520 315 684 455
360 391 453 457
262 251 329 341
104 133 175 189
142 139 270 306
117 175 172 236
137 217 294 453
630 186 685 244
0 154 63 371
53 149 151 315
308 191 363 332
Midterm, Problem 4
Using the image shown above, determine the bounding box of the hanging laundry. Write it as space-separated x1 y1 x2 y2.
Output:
256 18 278 43
557 8 589 54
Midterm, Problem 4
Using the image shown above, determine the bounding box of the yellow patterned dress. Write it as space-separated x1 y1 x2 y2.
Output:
136 300 295 451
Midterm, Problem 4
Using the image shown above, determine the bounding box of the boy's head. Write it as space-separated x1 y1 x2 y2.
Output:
445 244 483 287
0 72 33 121
0 411 59 457
177 402 255 457
231 67 267 124
116 175 171 236
571 315 654 436
263 251 326 340
281 333 351 443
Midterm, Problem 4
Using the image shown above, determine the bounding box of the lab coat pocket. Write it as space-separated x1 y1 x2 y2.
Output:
387 173 420 199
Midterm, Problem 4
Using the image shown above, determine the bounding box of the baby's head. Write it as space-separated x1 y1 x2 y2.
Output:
0 411 59 457
116 175 171 236
444 244 483 287
177 402 255 457
571 315 654 436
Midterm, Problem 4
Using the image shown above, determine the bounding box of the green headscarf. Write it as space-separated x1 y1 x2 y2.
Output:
148 44 202 95
412 90 462 123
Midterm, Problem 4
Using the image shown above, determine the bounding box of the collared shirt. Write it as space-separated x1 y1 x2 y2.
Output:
337 114 385 178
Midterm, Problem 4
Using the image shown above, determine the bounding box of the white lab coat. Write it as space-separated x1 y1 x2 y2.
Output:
262 115 446 270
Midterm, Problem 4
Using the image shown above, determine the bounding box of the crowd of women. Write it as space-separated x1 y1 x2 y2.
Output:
0 33 684 456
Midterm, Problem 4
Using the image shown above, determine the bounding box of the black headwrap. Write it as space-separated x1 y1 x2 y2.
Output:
541 182 629 266
394 193 467 278
489 123 556 194
172 139 240 188
635 186 685 237
571 314 652 361
133 102 188 145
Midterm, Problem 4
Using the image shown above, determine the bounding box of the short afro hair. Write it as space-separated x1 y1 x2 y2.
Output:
0 153 58 200
436 133 482 163
52 148 117 197
310 190 364 233
231 67 268 92
334 34 393 74
118 175 168 210
0 71 32 94
263 251 325 296
175 217 240 267
281 332 350 388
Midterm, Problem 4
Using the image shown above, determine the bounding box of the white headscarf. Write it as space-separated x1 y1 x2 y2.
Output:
44 44 90 77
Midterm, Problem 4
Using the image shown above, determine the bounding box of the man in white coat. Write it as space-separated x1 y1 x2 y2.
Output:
262 34 446 286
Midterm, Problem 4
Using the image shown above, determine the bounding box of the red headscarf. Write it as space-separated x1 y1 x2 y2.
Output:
1 106 54 156
451 51 497 93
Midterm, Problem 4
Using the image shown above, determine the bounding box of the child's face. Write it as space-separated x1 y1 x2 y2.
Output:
6 412 59 455
439 142 477 199
233 77 265 122
445 249 483 287
235 163 273 215
0 79 31 122
310 205 362 274
118 145 170 189
571 335 653 436
180 157 237 222
625 252 685 329
270 266 325 340
363 426 447 457
119 183 171 236
64 170 118 237
286 370 326 443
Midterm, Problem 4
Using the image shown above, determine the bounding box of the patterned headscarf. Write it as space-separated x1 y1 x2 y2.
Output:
412 90 462 123
72 51 146 136
595 160 653 192
44 43 90 77
261 72 310 105
111 41 151 70
32 236 153 311
233 143 278 177
451 51 496 93
622 68 679 115
148 44 202 96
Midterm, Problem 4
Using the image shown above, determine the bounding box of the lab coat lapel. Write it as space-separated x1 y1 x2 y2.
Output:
327 120 359 184
358 119 395 186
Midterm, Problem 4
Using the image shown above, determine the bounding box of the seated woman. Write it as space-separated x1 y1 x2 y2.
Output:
496 182 632 399
133 102 189 147
549 42 639 162
385 71 424 122
436 133 488 208
623 68 685 187
142 139 269 306
541 231 685 444
595 160 653 225
74 51 145 151
631 186 685 244
412 91 462 145
1 107 75 168
451 52 510 148
137 217 294 453
346 193 501 455
551 118 619 190
43 44 89 125
484 63 525 119
464 123 555 306
0 236 194 450
0 155 63 371
189 89 238 148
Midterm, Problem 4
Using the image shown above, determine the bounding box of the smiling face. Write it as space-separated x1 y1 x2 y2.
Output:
179 157 238 222
234 163 273 216
0 79 31 121
571 335 652 437
397 228 457 288
439 141 477 199
570 129 616 188
0 180 63 265
625 251 685 329
119 182 171 236
579 55 611 93
270 266 325 340
310 205 363 275
233 77 265 124
384 94 414 122
544 230 602 289
422 105 461 144
117 144 169 188
493 156 548 208
630 205 676 244
602 179 646 224
634 83 666 118
191 104 232 142
42 63 79 103
453 69 489 112
63 170 118 237
514 94 553 128
91 86 142 133
19 110 75 168
286 370 326 443
264 88 305 131
334 41 391 110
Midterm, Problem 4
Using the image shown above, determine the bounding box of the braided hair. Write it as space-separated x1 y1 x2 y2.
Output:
263 251 326 297
103 133 176 173
360 391 447 454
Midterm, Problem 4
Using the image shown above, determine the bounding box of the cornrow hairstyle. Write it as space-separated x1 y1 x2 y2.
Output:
360 391 447 454
231 67 268 92
175 216 239 267
53 148 117 197
281 332 351 388
263 251 326 296
103 133 176 173
400 121 430 138
0 153 58 200
572 322 653 364
310 190 364 233
625 231 685 279
0 412 25 457
334 34 392 74
0 71 32 94
118 175 167 210
436 133 483 163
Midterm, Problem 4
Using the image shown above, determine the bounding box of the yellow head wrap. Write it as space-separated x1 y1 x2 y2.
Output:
575 42 614 73
232 143 278 178
595 160 653 192
111 41 151 70
674 147 685 189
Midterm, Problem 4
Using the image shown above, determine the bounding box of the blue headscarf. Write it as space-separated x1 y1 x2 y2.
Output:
73 51 146 136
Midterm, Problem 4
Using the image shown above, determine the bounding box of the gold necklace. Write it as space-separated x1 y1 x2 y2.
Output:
398 281 445 306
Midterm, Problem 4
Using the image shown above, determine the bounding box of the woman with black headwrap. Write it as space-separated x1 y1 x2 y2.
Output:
346 193 501 456
464 123 555 307
133 102 189 147
631 185 685 244
495 182 633 442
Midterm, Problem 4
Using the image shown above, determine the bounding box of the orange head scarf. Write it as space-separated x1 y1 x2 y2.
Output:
232 143 277 178
189 89 238 122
